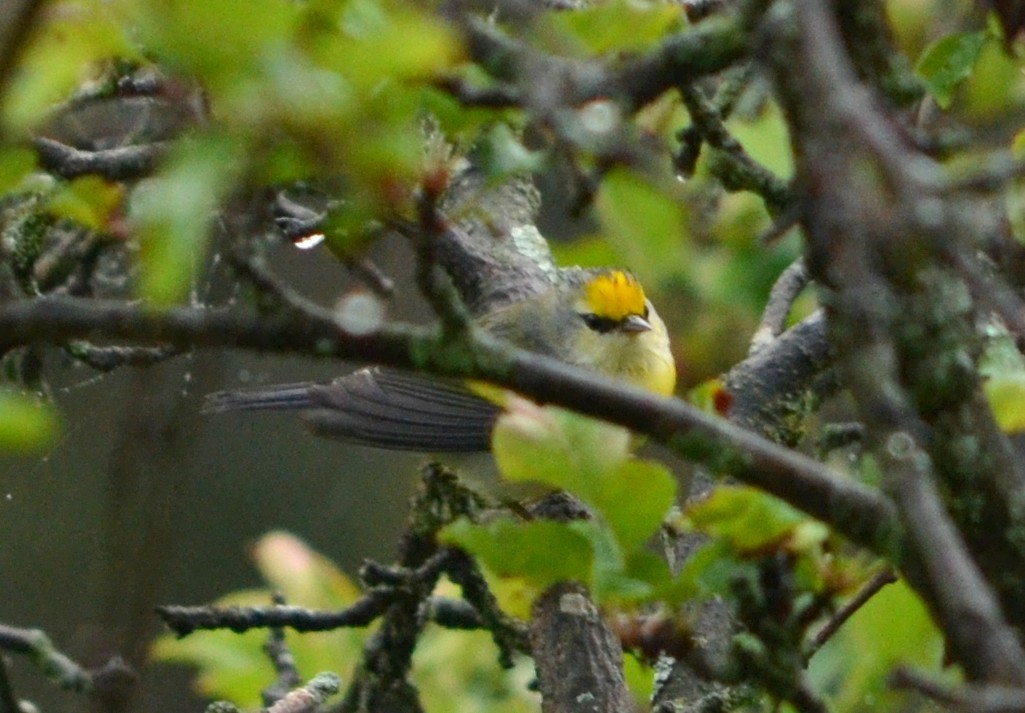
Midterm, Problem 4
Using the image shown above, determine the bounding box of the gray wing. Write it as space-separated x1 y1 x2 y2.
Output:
204 367 498 452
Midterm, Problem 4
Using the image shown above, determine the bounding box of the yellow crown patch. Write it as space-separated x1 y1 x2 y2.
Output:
584 270 646 321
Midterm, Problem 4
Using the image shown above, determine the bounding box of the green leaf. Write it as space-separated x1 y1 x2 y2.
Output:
3 1 140 134
980 325 1025 432
476 124 543 179
0 148 37 193
984 375 1025 432
589 459 676 551
253 530 363 609
45 176 123 231
593 548 672 602
441 518 594 588
594 168 689 285
676 537 752 597
915 31 986 109
492 400 675 557
491 400 632 491
321 3 462 90
686 485 806 552
547 0 684 55
0 390 61 453
124 0 299 89
131 134 241 304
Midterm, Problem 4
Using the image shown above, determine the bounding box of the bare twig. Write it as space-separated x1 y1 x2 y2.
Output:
33 137 169 181
748 258 810 355
806 567 896 658
677 82 791 214
64 342 179 371
156 596 392 637
261 594 303 708
435 76 522 108
530 583 634 713
0 624 93 691
780 0 1025 685
723 310 831 440
0 657 19 713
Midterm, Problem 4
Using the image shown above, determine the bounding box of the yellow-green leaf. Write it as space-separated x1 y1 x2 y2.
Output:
491 398 632 490
45 176 123 231
808 579 946 712
131 134 241 304
589 459 676 551
686 485 806 552
546 0 684 55
594 168 689 284
0 390 61 454
915 30 986 110
441 518 594 588
984 375 1025 432
0 149 37 193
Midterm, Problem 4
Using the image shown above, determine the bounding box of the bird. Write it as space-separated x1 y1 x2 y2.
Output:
204 166 676 452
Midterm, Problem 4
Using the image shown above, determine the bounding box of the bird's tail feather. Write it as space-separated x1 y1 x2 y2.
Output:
203 382 321 413
203 367 499 452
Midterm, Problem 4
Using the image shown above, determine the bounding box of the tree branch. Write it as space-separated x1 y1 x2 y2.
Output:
33 137 169 181
0 294 900 555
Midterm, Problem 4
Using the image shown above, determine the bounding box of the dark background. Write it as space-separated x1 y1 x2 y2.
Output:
0 233 436 712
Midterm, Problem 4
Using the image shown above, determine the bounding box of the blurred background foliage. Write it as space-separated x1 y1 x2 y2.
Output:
1 0 1023 711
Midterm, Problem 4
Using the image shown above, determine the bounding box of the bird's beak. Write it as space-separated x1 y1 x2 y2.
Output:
620 314 652 334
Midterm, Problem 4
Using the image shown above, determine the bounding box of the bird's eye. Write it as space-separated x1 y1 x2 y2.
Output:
580 313 618 334
643 304 650 319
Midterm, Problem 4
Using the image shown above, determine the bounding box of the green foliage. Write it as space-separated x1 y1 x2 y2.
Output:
442 519 594 587
915 30 986 110
153 531 536 712
130 134 241 304
544 0 685 55
0 389 61 453
686 485 814 552
2 1 140 134
442 399 679 603
807 579 947 712
0 149 38 194
679 486 838 598
981 325 1025 432
44 177 124 231
594 167 691 287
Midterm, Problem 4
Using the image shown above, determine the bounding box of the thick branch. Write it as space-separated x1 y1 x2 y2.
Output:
0 295 899 555
529 583 633 713
34 137 169 181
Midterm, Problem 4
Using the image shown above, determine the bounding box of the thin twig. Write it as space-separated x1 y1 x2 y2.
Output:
0 657 19 713
156 595 392 637
0 624 93 692
749 258 810 356
261 594 303 708
435 76 522 108
806 567 896 659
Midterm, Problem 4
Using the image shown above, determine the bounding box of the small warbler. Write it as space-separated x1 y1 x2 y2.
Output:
205 268 675 451
206 166 675 451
